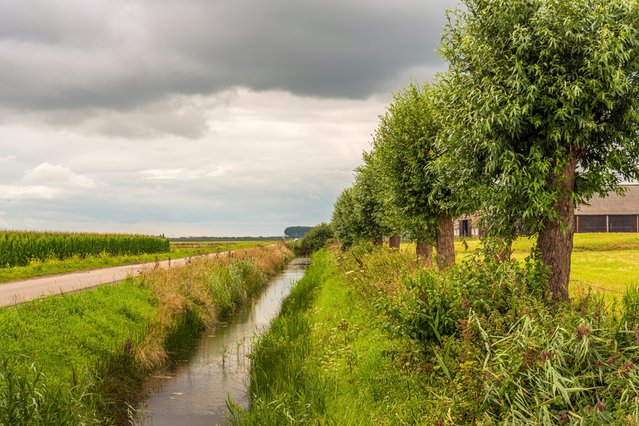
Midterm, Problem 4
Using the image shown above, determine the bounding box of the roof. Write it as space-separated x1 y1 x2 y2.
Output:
576 184 639 215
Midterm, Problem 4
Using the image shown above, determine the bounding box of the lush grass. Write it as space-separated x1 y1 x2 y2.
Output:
241 245 639 424
403 233 639 298
0 240 275 284
234 249 430 424
0 245 292 424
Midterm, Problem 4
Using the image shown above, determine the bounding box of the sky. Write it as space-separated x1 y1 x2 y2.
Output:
0 0 459 237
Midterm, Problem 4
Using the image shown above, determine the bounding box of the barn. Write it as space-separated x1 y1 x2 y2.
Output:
574 184 639 233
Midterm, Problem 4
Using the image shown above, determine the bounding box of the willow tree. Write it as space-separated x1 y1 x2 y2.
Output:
373 82 461 267
331 187 360 249
351 156 392 246
441 0 639 300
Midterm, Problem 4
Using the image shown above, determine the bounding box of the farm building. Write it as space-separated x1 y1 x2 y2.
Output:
454 214 481 238
574 184 639 233
454 184 639 237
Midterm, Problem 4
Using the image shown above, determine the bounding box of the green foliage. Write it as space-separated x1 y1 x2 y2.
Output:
331 187 360 248
440 0 639 237
340 246 639 423
379 253 549 345
234 250 431 425
206 259 268 319
372 82 441 241
232 251 331 424
296 223 334 255
0 230 170 267
0 358 99 426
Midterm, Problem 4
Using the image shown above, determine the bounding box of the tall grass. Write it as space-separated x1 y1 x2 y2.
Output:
0 230 169 267
0 244 292 424
231 250 331 425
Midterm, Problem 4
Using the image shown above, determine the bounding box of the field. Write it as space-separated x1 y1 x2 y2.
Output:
404 233 639 298
0 239 279 284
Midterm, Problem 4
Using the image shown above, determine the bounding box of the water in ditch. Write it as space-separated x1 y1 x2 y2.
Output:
135 258 310 425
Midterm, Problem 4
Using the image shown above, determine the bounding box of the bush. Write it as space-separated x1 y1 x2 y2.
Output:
383 253 549 345
295 223 334 256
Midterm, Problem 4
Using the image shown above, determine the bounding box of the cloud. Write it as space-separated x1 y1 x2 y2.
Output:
0 89 382 234
23 163 96 189
0 0 459 114
0 163 97 201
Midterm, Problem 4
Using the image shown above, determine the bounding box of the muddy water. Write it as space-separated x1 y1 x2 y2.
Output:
136 258 310 425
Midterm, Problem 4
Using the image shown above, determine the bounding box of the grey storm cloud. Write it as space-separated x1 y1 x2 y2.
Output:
0 0 459 112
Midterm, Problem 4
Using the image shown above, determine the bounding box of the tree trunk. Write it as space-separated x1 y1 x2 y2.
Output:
435 216 455 269
536 159 578 302
416 238 432 264
389 234 401 249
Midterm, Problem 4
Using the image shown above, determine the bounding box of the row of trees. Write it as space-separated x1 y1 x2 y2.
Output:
331 0 639 301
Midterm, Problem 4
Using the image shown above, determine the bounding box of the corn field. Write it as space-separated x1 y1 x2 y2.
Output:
0 231 170 267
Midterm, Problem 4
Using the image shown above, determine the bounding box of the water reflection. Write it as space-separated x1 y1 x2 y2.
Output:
136 258 310 425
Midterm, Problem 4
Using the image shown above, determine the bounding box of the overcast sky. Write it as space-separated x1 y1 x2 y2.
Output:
0 0 459 237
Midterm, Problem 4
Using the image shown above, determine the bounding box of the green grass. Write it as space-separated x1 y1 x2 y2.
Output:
241 245 639 424
0 281 157 424
234 250 430 424
0 240 275 284
403 233 639 298
0 245 292 424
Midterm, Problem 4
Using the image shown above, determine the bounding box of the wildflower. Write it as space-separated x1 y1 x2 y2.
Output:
576 324 590 341
621 361 634 377
595 401 605 412
540 350 552 363
559 414 569 424
461 298 470 309
124 339 132 353
635 327 639 345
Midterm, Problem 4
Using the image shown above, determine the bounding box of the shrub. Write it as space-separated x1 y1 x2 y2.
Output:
383 254 549 345
296 223 334 256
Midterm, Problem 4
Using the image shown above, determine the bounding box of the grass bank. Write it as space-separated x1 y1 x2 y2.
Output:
233 249 430 424
240 245 639 424
0 244 292 424
0 240 277 284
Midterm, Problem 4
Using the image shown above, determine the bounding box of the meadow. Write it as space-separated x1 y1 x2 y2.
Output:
426 233 639 298
0 244 292 424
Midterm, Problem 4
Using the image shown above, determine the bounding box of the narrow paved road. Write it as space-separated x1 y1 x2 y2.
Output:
0 252 232 308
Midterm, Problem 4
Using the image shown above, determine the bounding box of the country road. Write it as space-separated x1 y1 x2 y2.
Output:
0 251 234 308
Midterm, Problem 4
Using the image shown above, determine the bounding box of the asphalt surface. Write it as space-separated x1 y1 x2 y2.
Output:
0 252 231 308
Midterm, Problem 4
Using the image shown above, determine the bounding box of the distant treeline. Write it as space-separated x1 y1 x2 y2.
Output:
284 226 313 239
170 236 283 242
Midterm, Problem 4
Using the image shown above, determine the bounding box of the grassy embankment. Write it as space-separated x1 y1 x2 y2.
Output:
0 240 278 283
240 238 639 424
0 244 292 425
234 249 430 424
